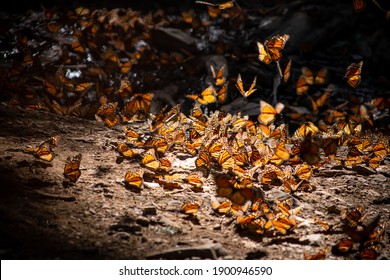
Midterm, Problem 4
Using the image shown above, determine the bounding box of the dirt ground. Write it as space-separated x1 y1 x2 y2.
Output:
0 103 389 260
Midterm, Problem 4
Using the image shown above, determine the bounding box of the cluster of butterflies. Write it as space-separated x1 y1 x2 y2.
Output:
23 135 82 183
3 6 183 126
120 90 388 242
304 206 386 260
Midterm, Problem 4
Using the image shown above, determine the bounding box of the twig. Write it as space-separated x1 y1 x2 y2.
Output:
35 190 76 201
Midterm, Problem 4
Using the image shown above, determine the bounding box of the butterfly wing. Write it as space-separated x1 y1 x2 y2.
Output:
257 42 272 64
258 100 277 125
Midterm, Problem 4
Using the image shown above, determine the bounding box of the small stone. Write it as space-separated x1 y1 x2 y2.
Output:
136 216 150 227
143 206 157 216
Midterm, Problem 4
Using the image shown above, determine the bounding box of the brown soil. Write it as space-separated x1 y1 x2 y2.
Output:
0 104 389 260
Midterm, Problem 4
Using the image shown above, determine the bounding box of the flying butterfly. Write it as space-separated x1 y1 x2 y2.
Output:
217 83 228 103
257 34 290 64
210 64 226 86
63 153 82 183
300 67 328 86
95 101 119 128
258 100 285 126
123 93 154 116
236 73 257 98
344 61 363 88
186 85 217 105
283 59 292 83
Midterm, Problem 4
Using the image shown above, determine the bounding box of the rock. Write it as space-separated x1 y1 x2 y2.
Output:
352 165 376 176
145 241 227 260
151 27 199 53
136 216 150 227
142 206 157 216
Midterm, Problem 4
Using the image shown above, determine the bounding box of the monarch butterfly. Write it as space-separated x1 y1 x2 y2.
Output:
294 163 312 181
24 135 59 162
358 246 379 260
210 64 226 86
218 149 236 171
71 38 85 53
353 0 365 12
124 170 143 189
371 96 390 110
293 122 319 139
344 61 363 88
303 249 328 260
283 59 292 83
342 206 366 227
120 60 132 74
141 149 161 172
334 119 358 136
118 78 132 99
215 173 235 198
44 80 59 97
217 83 228 103
372 143 388 158
207 140 223 161
144 137 169 154
322 136 339 156
272 214 296 234
123 127 140 143
310 84 333 113
123 93 154 115
295 75 309 96
195 150 212 177
190 104 208 123
211 198 232 214
257 34 290 64
181 200 202 214
333 238 354 254
159 156 173 173
75 82 93 93
183 173 204 188
63 153 82 183
300 67 328 86
96 101 118 127
299 138 321 165
117 143 139 159
261 166 284 186
196 0 235 9
258 100 285 126
51 99 83 116
186 85 217 105
274 141 290 162
236 73 257 98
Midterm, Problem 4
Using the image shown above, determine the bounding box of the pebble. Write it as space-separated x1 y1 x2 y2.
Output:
143 206 157 216
136 216 150 227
